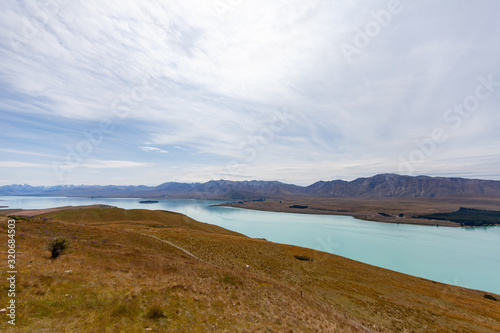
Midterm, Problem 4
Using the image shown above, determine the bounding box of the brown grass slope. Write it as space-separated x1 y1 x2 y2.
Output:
0 207 498 332
38 207 245 237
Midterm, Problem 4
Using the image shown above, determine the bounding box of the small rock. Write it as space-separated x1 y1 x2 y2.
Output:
145 328 152 331
0 308 6 313
64 270 73 274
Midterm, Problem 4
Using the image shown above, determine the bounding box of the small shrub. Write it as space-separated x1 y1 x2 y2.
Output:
47 238 71 259
145 305 166 320
484 294 498 301
294 255 312 261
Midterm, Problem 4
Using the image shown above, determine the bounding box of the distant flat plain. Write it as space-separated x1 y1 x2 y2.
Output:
218 196 500 227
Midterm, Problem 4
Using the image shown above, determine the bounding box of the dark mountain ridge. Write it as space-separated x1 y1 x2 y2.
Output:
305 174 500 198
1 174 500 199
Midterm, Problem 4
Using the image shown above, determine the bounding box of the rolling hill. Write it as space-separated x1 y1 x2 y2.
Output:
1 207 499 332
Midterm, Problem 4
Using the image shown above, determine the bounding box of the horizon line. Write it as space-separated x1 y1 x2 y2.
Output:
2 173 500 188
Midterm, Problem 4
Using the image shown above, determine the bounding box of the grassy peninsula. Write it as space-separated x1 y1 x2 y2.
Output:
218 196 500 227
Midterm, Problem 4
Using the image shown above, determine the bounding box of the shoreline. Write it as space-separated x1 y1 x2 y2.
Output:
215 196 500 227
2 195 499 227
215 202 459 227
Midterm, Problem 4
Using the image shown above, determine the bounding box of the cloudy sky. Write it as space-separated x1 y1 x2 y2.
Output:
1 0 499 186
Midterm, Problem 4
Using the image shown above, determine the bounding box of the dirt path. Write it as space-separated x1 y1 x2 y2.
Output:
140 233 200 259
138 233 224 270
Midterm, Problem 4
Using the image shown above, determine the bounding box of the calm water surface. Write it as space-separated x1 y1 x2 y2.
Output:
2 196 499 294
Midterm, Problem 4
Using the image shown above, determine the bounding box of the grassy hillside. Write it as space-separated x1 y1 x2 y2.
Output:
39 207 245 236
0 208 499 332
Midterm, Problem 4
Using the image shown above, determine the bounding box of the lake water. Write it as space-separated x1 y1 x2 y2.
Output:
2 196 499 294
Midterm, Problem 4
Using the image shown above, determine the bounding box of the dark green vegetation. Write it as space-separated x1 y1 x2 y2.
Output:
46 237 71 258
417 207 500 226
293 255 312 261
8 215 31 221
289 204 308 209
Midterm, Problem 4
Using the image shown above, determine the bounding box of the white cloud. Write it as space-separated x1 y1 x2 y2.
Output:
0 161 48 168
1 0 499 185
140 146 168 154
80 160 153 169
0 148 59 158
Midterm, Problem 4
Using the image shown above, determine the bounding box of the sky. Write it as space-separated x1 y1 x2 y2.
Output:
1 0 500 186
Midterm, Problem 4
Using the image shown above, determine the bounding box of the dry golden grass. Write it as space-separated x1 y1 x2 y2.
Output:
0 207 499 332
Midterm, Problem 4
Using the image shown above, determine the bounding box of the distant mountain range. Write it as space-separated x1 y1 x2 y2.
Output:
1 174 500 199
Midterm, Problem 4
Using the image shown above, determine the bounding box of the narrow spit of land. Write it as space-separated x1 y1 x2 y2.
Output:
216 196 500 227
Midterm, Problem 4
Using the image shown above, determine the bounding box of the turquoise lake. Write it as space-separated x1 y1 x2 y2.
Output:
2 196 499 294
